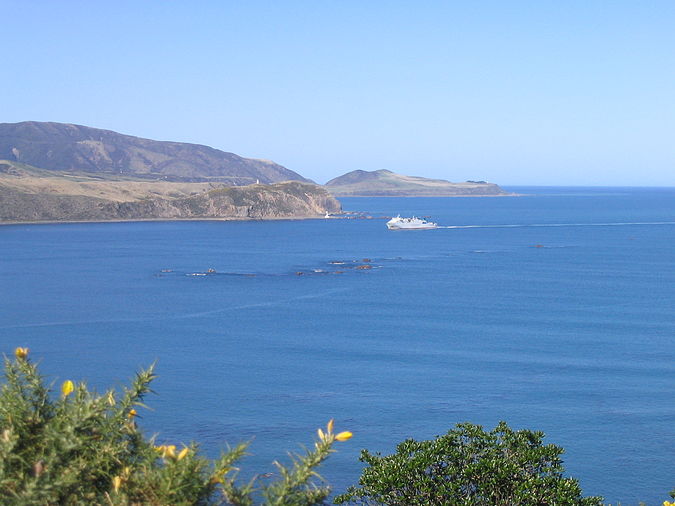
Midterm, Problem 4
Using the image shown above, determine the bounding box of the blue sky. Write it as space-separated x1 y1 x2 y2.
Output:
2 1 674 185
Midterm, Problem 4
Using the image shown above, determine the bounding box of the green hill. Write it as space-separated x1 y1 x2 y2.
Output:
325 169 510 196
0 121 310 184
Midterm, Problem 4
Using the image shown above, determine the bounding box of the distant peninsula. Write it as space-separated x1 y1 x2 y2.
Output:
325 169 510 197
0 122 340 223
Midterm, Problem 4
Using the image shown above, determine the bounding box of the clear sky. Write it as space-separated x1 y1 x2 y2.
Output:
2 1 674 185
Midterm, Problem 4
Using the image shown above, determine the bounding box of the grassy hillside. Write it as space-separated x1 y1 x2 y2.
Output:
0 121 310 184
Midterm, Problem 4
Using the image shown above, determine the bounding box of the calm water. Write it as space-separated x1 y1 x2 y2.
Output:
1 187 673 504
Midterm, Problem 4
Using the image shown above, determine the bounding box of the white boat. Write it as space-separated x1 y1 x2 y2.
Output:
386 215 438 230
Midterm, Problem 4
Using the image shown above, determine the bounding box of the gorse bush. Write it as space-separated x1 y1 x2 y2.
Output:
334 421 604 505
0 348 352 505
2 348 671 505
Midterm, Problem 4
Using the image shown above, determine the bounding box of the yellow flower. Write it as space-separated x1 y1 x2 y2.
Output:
112 475 122 493
177 447 189 461
61 380 74 398
211 465 232 483
326 419 334 434
14 347 29 360
335 431 353 442
663 501 675 506
155 444 177 459
128 409 137 418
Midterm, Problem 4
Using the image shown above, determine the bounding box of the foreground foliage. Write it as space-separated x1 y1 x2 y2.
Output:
335 421 604 505
2 349 671 505
0 348 351 505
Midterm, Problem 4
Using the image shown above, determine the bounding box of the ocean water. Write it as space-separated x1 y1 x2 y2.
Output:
1 187 673 504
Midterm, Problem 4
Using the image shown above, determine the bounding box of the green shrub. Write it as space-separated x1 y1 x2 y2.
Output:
3 348 670 505
0 348 351 505
335 421 603 505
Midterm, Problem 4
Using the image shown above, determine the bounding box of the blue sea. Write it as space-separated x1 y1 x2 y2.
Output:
1 187 673 504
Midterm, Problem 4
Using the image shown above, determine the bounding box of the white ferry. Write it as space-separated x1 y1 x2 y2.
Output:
386 215 438 230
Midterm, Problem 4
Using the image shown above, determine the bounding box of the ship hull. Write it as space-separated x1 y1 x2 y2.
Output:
387 223 438 230
386 216 438 230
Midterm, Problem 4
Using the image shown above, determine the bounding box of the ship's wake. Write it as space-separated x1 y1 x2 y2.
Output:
438 221 675 229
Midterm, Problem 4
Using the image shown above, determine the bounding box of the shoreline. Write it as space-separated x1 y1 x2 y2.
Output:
0 194 524 226
329 193 520 198
0 215 332 227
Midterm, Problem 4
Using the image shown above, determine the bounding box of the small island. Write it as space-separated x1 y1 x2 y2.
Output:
325 169 510 197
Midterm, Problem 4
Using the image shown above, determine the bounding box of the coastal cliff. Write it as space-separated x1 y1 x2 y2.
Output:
0 122 341 223
0 161 340 223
